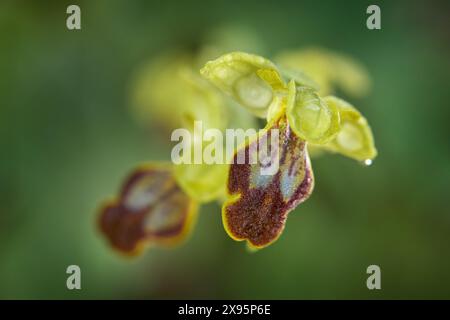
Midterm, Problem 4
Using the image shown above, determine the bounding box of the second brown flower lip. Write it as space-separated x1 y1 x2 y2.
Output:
222 115 314 249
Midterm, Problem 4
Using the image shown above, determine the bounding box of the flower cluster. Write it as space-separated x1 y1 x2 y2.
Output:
98 49 377 255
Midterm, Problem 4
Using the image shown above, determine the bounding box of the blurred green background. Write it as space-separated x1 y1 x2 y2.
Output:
1 0 449 299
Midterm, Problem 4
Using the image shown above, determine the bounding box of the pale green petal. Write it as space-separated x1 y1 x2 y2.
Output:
178 68 228 131
226 98 258 130
172 129 229 202
331 53 371 98
130 54 190 129
318 96 377 161
279 66 319 90
286 80 340 144
275 48 371 97
200 52 285 118
276 49 334 95
174 162 228 203
130 53 228 132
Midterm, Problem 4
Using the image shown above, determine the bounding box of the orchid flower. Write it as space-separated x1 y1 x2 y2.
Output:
98 50 377 254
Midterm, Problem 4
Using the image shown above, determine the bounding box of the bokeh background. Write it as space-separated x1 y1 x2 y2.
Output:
1 0 449 299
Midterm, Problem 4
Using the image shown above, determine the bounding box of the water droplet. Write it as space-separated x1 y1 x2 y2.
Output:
363 159 373 166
